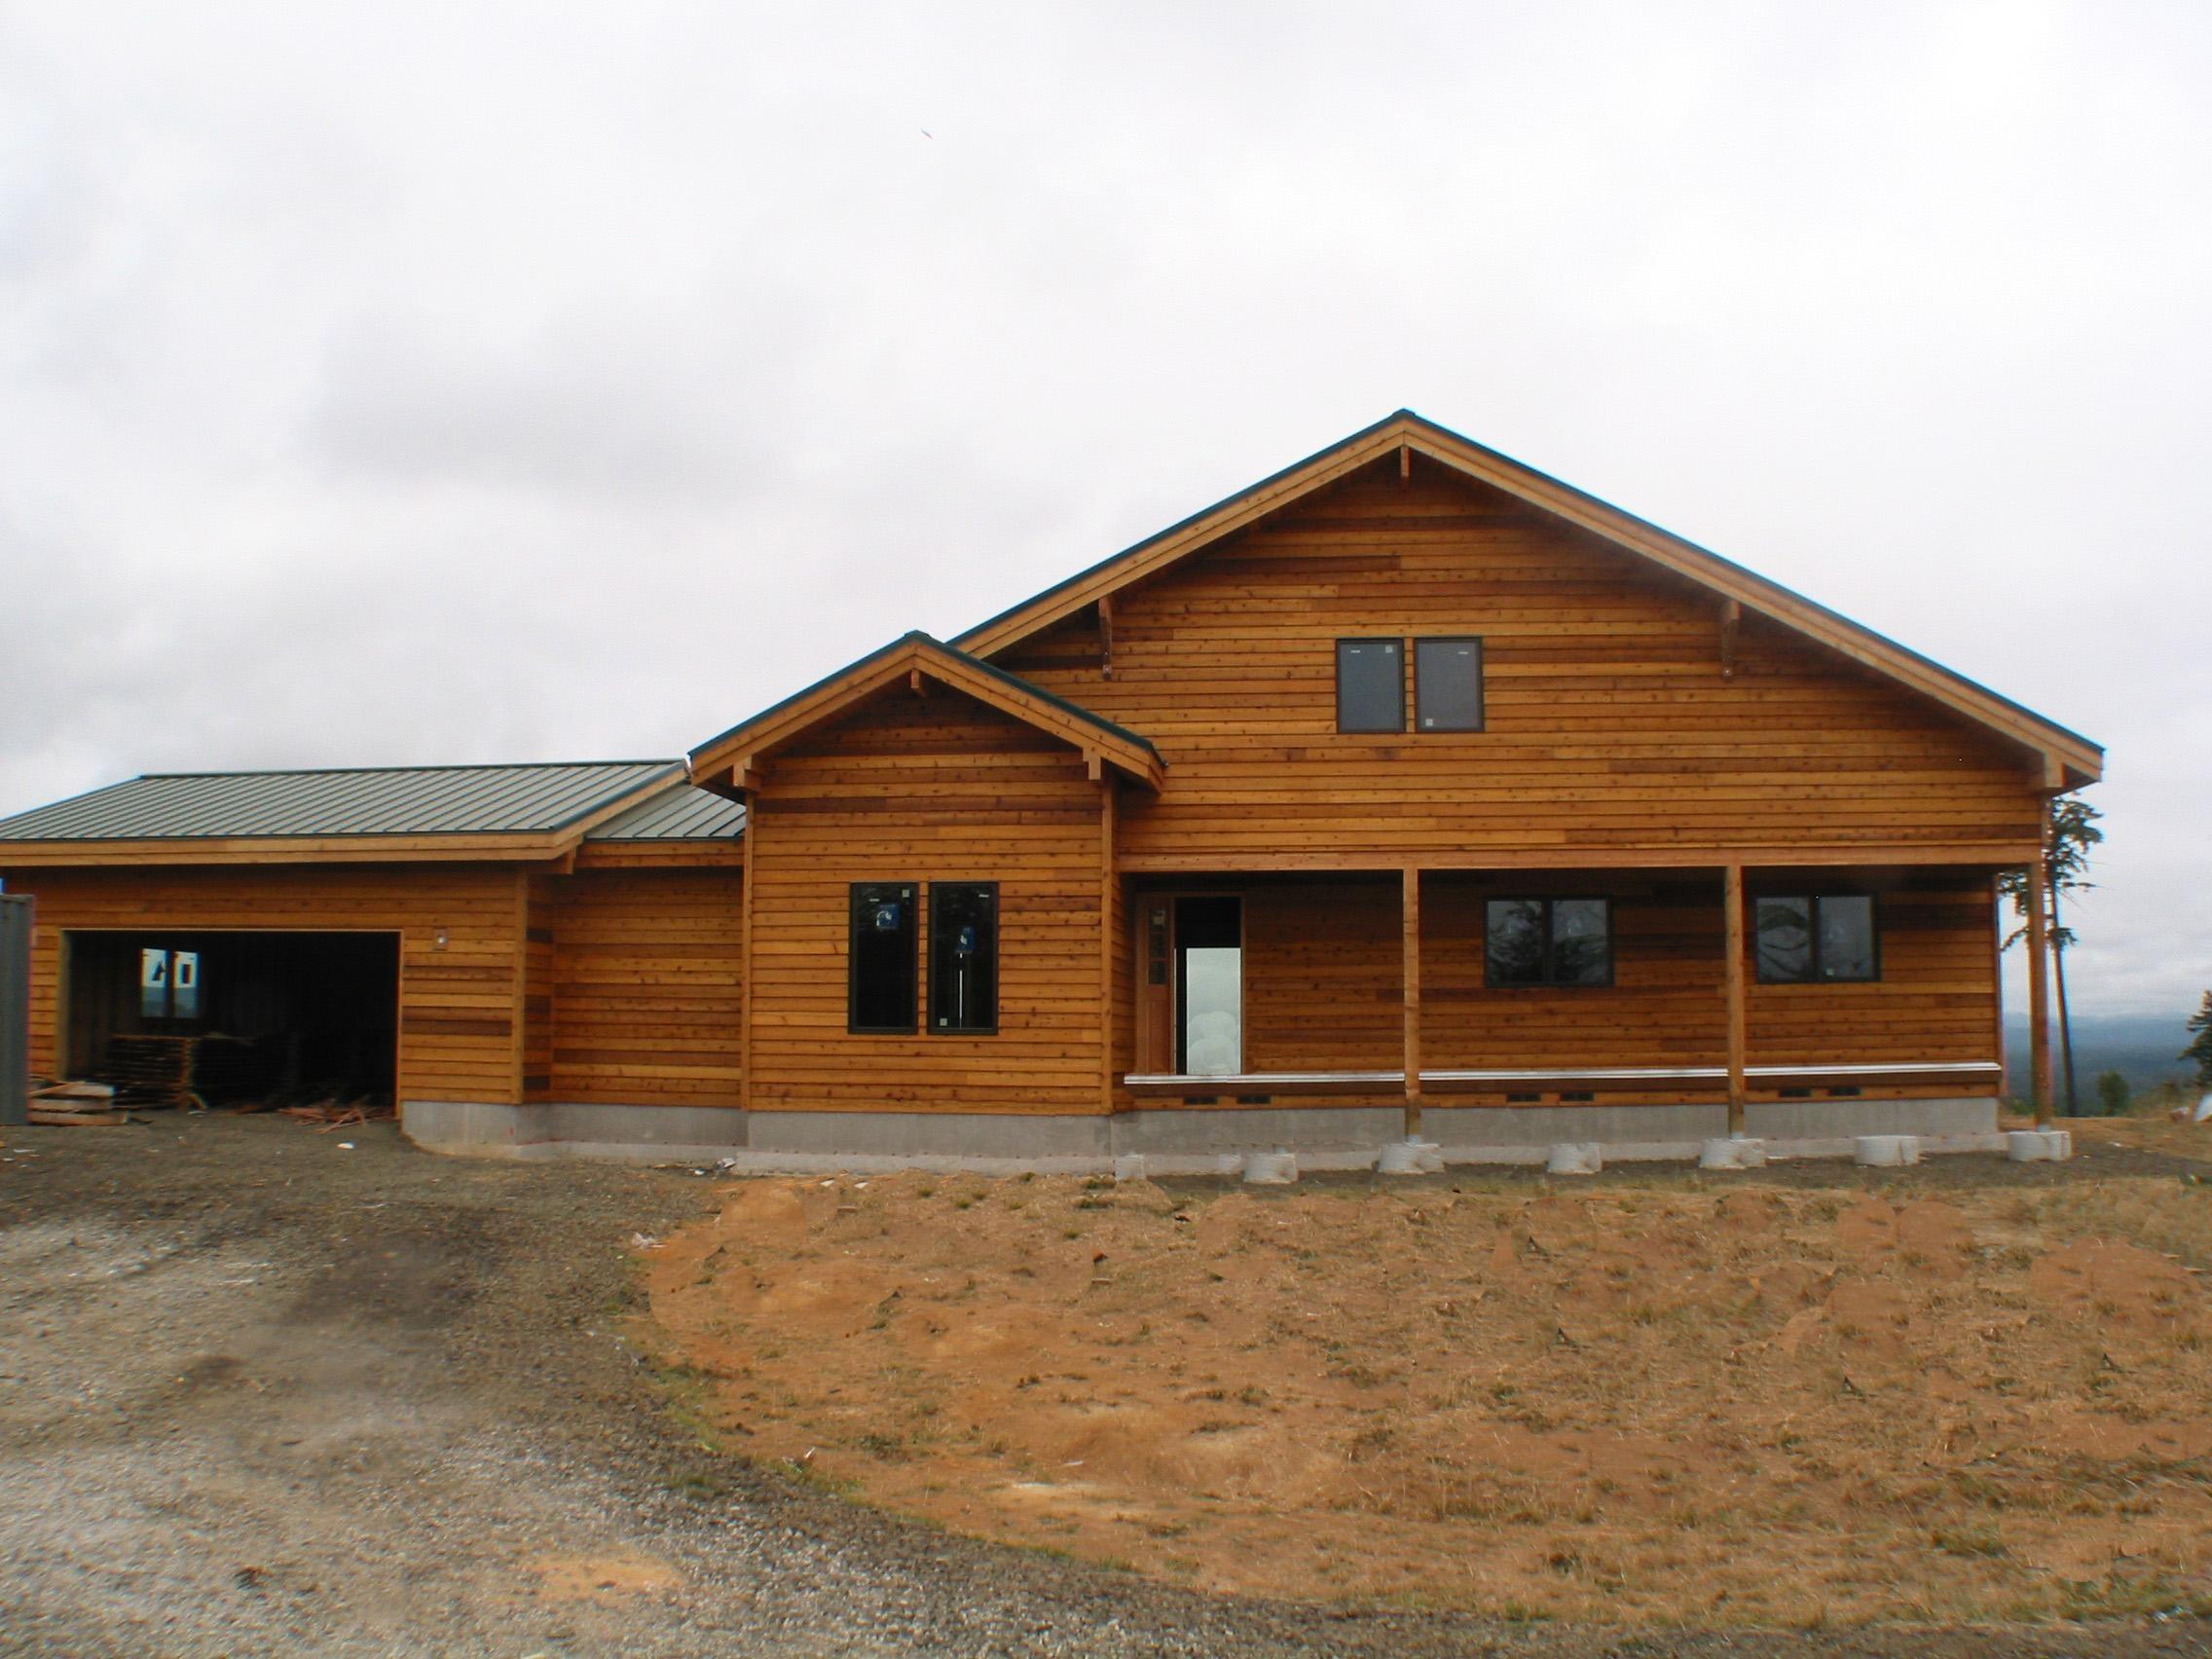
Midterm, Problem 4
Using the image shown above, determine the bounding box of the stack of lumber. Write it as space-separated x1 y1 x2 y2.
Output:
95 1035 199 1108
92 1033 284 1109
28 1081 130 1127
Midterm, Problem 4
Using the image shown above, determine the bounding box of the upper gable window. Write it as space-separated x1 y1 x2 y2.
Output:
1416 637 1484 731
1336 640 1404 732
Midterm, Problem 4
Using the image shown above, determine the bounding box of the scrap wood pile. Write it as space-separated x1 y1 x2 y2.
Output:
26 1080 133 1127
266 1096 394 1132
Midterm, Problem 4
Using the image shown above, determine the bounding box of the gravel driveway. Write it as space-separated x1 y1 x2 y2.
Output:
1 1115 2205 1658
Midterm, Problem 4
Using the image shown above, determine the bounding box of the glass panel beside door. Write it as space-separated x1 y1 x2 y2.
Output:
1174 896 1241 1076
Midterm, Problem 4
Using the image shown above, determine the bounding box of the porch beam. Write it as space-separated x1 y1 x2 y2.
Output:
1723 863 1747 1134
2027 802 2054 1127
1114 844 2044 874
1402 866 1422 1142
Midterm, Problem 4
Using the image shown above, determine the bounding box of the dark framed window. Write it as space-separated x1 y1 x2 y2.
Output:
929 882 998 1034
848 882 918 1032
1485 898 1612 987
1415 636 1484 731
1754 895 1879 983
1335 639 1404 732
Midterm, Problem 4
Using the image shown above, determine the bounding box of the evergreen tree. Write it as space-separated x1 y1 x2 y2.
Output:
1999 795 2103 1113
2094 1070 2130 1117
2183 991 2212 1090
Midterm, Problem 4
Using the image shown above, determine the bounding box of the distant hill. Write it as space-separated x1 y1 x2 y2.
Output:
2002 1010 2200 1107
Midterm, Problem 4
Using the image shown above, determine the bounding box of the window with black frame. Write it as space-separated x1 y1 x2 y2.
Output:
1415 637 1484 731
1485 898 1612 987
848 882 917 1032
1335 639 1404 732
1754 895 1878 983
929 882 998 1034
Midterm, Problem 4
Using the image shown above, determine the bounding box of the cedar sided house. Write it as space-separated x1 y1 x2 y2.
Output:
0 413 2101 1168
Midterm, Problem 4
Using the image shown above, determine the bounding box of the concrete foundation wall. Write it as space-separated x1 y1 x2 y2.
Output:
403 1099 748 1164
401 1094 2006 1171
1745 1096 1996 1140
1426 1102 1727 1153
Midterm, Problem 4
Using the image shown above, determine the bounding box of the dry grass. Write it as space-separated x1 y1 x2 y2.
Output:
636 1134 2212 1626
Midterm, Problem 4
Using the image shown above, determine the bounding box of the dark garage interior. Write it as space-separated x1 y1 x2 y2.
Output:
64 930 399 1107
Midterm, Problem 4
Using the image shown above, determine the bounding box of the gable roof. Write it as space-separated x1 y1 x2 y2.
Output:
0 759 684 866
687 631 1164 793
953 410 2103 788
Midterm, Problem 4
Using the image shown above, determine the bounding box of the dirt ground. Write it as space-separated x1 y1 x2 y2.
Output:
3 1113 2209 1658
640 1117 2212 1635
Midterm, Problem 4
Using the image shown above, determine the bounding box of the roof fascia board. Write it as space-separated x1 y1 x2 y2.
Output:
0 834 578 866
954 413 2101 781
1402 424 2103 777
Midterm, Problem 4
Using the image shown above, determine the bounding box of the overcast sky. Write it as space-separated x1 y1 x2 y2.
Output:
2 2 2205 1021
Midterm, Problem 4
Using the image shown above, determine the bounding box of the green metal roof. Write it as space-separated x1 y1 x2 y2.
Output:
0 760 683 842
583 782 747 841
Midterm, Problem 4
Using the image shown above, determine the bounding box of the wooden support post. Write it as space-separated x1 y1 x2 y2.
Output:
1399 444 1412 481
1723 864 1747 1135
1099 778 1118 1113
738 789 756 1113
1098 593 1115 681
1402 866 1422 1142
2027 806 2054 1127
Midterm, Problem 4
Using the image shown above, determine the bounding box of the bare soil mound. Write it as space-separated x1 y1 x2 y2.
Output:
638 1154 2212 1625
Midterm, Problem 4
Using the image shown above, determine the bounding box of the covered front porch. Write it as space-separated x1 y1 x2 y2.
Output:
1118 866 2008 1141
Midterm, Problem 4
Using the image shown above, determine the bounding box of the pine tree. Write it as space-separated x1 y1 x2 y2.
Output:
2183 991 2212 1090
1999 795 2103 1113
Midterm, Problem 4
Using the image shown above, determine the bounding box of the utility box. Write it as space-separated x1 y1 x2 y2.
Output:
0 894 28 1126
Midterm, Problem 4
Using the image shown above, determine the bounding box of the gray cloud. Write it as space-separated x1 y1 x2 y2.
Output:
0 1 2205 1017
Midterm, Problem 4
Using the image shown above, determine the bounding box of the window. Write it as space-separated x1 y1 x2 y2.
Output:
848 883 917 1032
1485 898 1611 987
1754 895 1878 983
929 883 998 1034
139 947 202 1020
1336 639 1403 732
1415 637 1484 731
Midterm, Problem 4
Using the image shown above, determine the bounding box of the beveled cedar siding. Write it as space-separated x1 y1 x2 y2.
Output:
995 457 2046 863
1743 874 1999 1074
0 864 528 1104
749 691 1103 1114
540 867 744 1106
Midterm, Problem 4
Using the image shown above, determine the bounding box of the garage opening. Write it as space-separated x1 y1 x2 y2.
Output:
63 931 399 1109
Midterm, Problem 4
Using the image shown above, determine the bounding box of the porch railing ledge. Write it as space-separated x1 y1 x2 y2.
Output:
1120 1060 2002 1096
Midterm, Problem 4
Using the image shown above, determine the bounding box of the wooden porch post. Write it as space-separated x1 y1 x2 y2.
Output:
1402 866 1422 1142
1099 777 1118 1113
1723 864 1747 1135
2027 807 2054 1128
738 793 756 1114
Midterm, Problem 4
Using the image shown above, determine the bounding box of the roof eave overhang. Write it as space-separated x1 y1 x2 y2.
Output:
688 634 1164 795
953 412 2103 787
0 833 584 867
